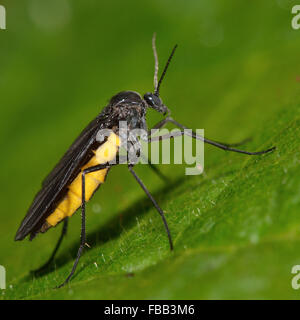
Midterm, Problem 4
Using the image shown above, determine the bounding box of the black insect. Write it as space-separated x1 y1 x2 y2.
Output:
15 34 275 287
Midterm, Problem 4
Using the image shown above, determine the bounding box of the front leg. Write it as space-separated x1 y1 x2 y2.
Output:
149 117 275 156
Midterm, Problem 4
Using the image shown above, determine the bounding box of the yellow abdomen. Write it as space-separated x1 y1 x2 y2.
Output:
46 133 120 228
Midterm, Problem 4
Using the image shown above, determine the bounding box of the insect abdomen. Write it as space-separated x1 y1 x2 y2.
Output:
42 133 120 231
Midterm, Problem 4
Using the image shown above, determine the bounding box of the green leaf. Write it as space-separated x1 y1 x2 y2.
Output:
1 0 300 300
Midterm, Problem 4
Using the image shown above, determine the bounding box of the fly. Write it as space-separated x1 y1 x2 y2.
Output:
15 34 275 287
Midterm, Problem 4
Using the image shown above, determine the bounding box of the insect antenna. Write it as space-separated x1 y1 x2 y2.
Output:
152 32 159 92
154 42 178 96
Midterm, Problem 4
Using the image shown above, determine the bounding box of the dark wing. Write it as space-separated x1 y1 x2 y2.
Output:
15 115 108 241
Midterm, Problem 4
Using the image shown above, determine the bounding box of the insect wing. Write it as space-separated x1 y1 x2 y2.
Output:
15 115 109 241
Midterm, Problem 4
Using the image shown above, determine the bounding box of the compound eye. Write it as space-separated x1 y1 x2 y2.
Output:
144 93 161 107
144 93 154 106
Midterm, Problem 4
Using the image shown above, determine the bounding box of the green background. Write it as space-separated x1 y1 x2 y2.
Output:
1 0 300 299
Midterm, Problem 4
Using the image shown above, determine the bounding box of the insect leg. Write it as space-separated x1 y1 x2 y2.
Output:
212 137 252 148
148 117 171 135
128 165 173 251
149 117 275 156
150 117 251 148
32 218 68 275
57 163 112 288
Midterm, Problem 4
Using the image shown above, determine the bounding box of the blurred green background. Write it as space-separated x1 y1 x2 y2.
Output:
1 0 300 299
